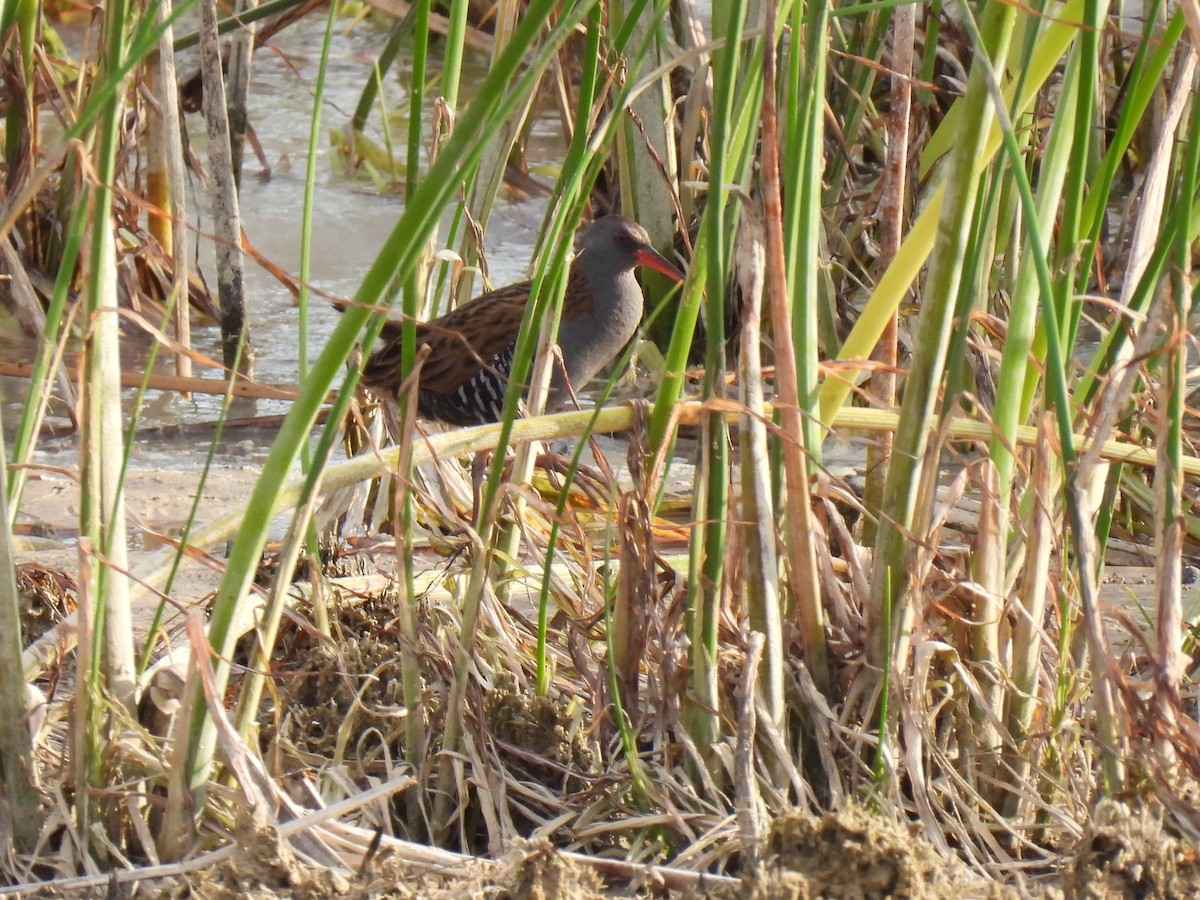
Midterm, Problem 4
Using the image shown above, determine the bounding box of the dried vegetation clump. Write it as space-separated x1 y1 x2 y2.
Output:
746 806 980 900
255 589 425 765
485 670 598 783
1064 801 1200 899
169 809 352 900
17 562 77 644
497 839 608 900
251 584 601 831
162 821 613 900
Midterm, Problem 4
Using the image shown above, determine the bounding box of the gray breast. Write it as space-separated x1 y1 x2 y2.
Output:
553 270 645 404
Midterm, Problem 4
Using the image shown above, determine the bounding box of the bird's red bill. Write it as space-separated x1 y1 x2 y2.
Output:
635 247 686 283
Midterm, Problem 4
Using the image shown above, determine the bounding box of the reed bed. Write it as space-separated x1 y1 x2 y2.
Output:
0 0 1198 895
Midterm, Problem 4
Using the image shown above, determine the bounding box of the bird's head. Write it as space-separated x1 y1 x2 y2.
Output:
578 215 685 282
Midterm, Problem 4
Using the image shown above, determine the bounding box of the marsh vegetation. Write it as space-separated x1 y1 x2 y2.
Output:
1 0 1198 895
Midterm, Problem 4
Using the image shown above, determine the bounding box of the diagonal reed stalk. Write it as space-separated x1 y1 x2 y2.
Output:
170 0 601 828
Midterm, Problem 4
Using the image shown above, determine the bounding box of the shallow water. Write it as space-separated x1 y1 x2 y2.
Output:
11 13 566 464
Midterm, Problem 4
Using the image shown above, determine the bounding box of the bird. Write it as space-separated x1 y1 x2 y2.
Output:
360 215 685 426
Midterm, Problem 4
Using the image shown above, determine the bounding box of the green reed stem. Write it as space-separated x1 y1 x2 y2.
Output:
185 0 595 795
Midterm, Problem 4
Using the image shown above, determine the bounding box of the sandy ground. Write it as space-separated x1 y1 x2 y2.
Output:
15 448 270 631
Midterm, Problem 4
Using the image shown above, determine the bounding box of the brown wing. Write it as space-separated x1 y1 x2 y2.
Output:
361 279 533 396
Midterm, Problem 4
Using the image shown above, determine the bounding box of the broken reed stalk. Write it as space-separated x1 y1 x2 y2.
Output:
198 0 251 373
734 209 785 728
147 0 192 384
